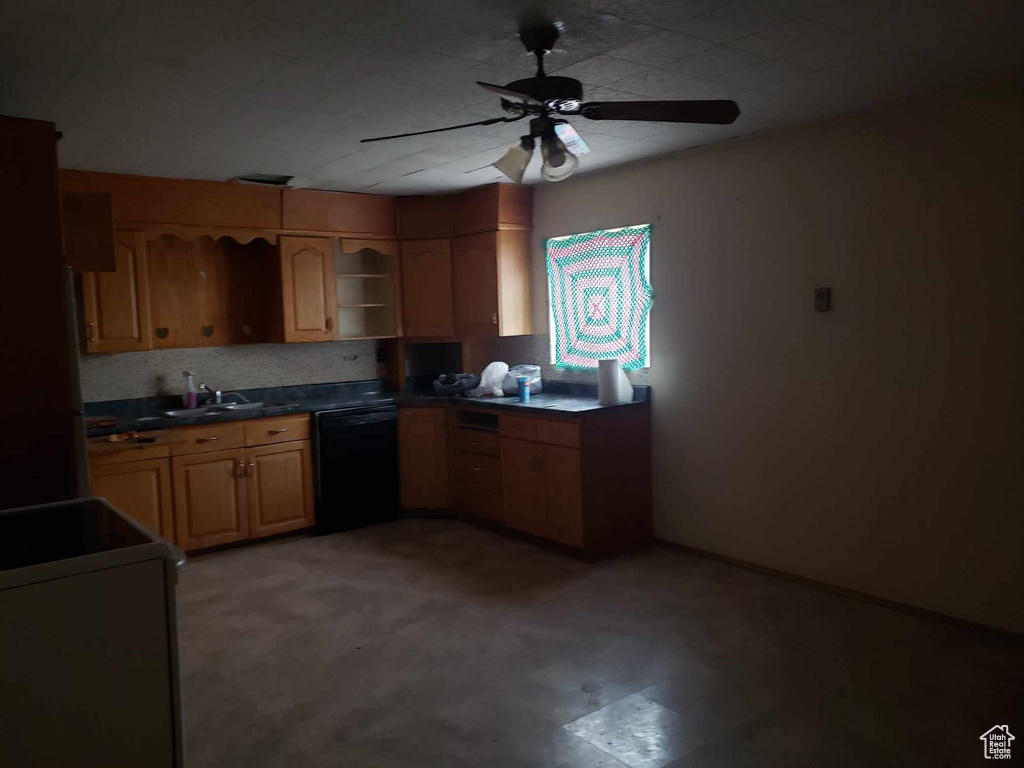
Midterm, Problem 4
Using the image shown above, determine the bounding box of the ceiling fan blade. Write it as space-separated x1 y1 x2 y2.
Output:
578 100 740 125
476 81 544 107
360 115 523 143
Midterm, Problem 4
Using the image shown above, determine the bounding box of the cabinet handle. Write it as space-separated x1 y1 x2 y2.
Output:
85 322 95 341
236 459 245 477
492 313 498 324
268 428 288 435
246 461 255 477
325 316 334 331
197 436 219 443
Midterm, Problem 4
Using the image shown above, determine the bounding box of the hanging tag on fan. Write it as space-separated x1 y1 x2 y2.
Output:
555 123 590 156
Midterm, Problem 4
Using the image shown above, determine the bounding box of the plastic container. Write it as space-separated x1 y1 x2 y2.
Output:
517 376 530 402
182 371 198 408
502 365 543 396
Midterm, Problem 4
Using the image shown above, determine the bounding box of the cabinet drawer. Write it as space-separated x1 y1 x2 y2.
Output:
244 415 310 447
536 419 580 448
170 423 245 456
452 481 503 523
452 451 502 489
500 415 537 441
452 428 500 456
89 442 171 467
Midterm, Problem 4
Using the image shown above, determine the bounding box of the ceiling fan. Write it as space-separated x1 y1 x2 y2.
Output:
360 21 740 183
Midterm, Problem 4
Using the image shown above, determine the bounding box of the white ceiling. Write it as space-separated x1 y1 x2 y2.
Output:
1 0 1020 193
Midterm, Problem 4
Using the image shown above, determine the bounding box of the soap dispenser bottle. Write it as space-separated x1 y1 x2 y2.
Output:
182 371 198 408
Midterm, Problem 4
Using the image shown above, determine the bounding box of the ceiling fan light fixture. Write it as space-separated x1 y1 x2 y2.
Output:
540 130 578 182
492 135 535 184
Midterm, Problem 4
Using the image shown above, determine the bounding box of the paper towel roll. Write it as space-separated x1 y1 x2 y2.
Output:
598 359 633 405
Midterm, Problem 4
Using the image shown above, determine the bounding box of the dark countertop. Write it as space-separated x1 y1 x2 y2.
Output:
85 380 649 437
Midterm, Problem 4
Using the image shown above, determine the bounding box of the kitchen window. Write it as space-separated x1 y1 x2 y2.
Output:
545 224 653 371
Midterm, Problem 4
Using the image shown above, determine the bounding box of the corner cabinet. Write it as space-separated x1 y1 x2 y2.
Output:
279 235 337 342
89 457 174 540
398 407 449 509
453 405 651 559
400 239 454 337
80 230 151 353
452 229 532 337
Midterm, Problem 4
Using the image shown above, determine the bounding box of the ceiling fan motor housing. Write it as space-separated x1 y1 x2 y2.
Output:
505 76 583 104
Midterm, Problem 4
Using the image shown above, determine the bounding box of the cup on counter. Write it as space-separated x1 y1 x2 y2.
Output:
516 376 530 403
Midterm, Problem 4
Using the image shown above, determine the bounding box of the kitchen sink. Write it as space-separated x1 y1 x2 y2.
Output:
220 402 291 411
160 402 293 417
160 406 225 417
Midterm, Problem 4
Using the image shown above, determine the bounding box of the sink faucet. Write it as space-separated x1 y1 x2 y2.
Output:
198 384 222 405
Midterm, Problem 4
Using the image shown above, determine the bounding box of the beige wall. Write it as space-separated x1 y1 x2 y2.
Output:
525 77 1024 633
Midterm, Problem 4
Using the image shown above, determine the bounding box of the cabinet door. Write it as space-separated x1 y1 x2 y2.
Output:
80 230 151 353
400 239 453 337
398 407 449 508
247 440 314 538
279 236 336 342
500 437 547 537
452 232 498 337
172 448 249 551
90 458 173 541
542 444 584 547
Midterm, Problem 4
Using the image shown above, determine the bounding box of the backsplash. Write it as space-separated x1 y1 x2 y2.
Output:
80 341 382 402
484 334 651 386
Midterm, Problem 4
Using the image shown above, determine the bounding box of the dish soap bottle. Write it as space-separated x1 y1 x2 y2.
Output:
182 371 198 408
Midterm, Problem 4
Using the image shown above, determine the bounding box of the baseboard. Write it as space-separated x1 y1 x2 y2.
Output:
653 538 1022 641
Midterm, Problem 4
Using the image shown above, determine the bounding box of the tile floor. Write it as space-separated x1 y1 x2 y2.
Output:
177 520 1022 767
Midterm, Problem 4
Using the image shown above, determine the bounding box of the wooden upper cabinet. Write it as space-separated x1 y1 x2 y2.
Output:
452 232 499 336
247 440 314 539
452 184 532 235
80 230 152 353
451 229 533 337
279 236 337 342
399 408 449 509
397 195 454 239
496 229 533 336
147 235 238 349
62 192 115 272
90 458 174 541
400 239 454 337
282 189 395 236
59 169 281 229
172 448 250 551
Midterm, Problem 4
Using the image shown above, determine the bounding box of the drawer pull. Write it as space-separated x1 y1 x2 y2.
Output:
197 436 219 443
268 428 288 435
472 467 481 472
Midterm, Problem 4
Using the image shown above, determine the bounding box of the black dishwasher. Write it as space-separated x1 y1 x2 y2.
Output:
313 405 399 534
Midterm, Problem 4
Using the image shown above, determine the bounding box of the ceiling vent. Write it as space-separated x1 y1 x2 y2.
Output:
232 174 294 186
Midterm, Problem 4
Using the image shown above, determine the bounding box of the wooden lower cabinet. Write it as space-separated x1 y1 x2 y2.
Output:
500 438 583 547
540 443 583 548
172 448 250 551
172 439 315 551
247 441 314 539
89 458 174 540
500 438 547 537
398 407 449 509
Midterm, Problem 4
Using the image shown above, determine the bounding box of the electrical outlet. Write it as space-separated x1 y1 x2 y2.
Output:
815 287 831 312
